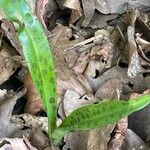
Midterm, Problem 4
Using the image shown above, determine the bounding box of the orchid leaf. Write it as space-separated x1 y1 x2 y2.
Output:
0 0 57 137
52 95 150 144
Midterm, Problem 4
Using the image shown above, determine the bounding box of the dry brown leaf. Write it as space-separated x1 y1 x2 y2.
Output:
127 26 144 77
81 0 95 26
23 71 43 115
0 44 20 85
11 113 48 134
108 118 128 150
36 0 58 35
95 0 150 14
1 19 23 56
122 129 149 150
127 10 144 77
0 88 26 138
63 126 114 150
63 90 96 116
128 90 150 145
64 0 82 23
50 24 91 96
0 137 37 150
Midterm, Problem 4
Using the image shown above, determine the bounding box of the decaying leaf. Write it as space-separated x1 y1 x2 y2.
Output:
63 126 114 150
11 113 48 134
29 127 51 150
127 10 144 77
23 71 43 115
81 0 95 27
129 90 150 143
36 0 58 35
64 0 82 23
0 136 37 150
108 117 128 150
50 24 91 96
122 129 149 150
0 88 26 138
1 19 23 56
0 44 20 85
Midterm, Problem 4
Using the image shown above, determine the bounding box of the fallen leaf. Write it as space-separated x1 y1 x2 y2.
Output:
63 90 96 116
129 90 150 142
108 118 128 150
0 137 37 150
36 0 58 34
0 44 20 85
1 19 23 56
50 24 91 96
64 0 82 23
23 71 43 115
0 88 26 138
81 0 95 26
11 113 48 134
127 10 144 77
122 129 149 150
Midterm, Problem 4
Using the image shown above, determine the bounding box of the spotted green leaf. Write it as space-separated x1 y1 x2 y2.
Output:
52 95 150 144
0 0 57 137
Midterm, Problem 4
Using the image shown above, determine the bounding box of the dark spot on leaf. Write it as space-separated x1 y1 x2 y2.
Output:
49 66 54 71
53 87 56 92
42 69 47 74
50 78 55 84
49 97 55 103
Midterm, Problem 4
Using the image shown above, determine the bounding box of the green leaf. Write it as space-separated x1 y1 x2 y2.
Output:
52 95 150 144
0 0 57 137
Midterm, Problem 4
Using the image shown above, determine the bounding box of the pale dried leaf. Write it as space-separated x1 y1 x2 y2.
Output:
0 88 26 138
0 45 20 85
81 0 95 26
0 137 37 150
11 113 48 134
64 0 82 23
23 71 43 114
127 26 144 77
122 129 149 150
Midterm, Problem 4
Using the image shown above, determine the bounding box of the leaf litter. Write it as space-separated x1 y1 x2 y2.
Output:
0 0 150 150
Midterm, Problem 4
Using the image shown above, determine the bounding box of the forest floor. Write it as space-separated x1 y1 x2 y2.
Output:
0 0 150 150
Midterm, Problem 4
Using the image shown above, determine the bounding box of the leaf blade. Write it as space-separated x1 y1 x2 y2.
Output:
0 0 57 137
52 95 150 144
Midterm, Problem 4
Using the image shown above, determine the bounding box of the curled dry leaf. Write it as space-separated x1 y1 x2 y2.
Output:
127 25 143 77
64 0 82 23
136 35 150 63
81 0 150 27
1 19 23 56
136 14 150 40
36 0 58 35
23 71 43 115
95 0 150 14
